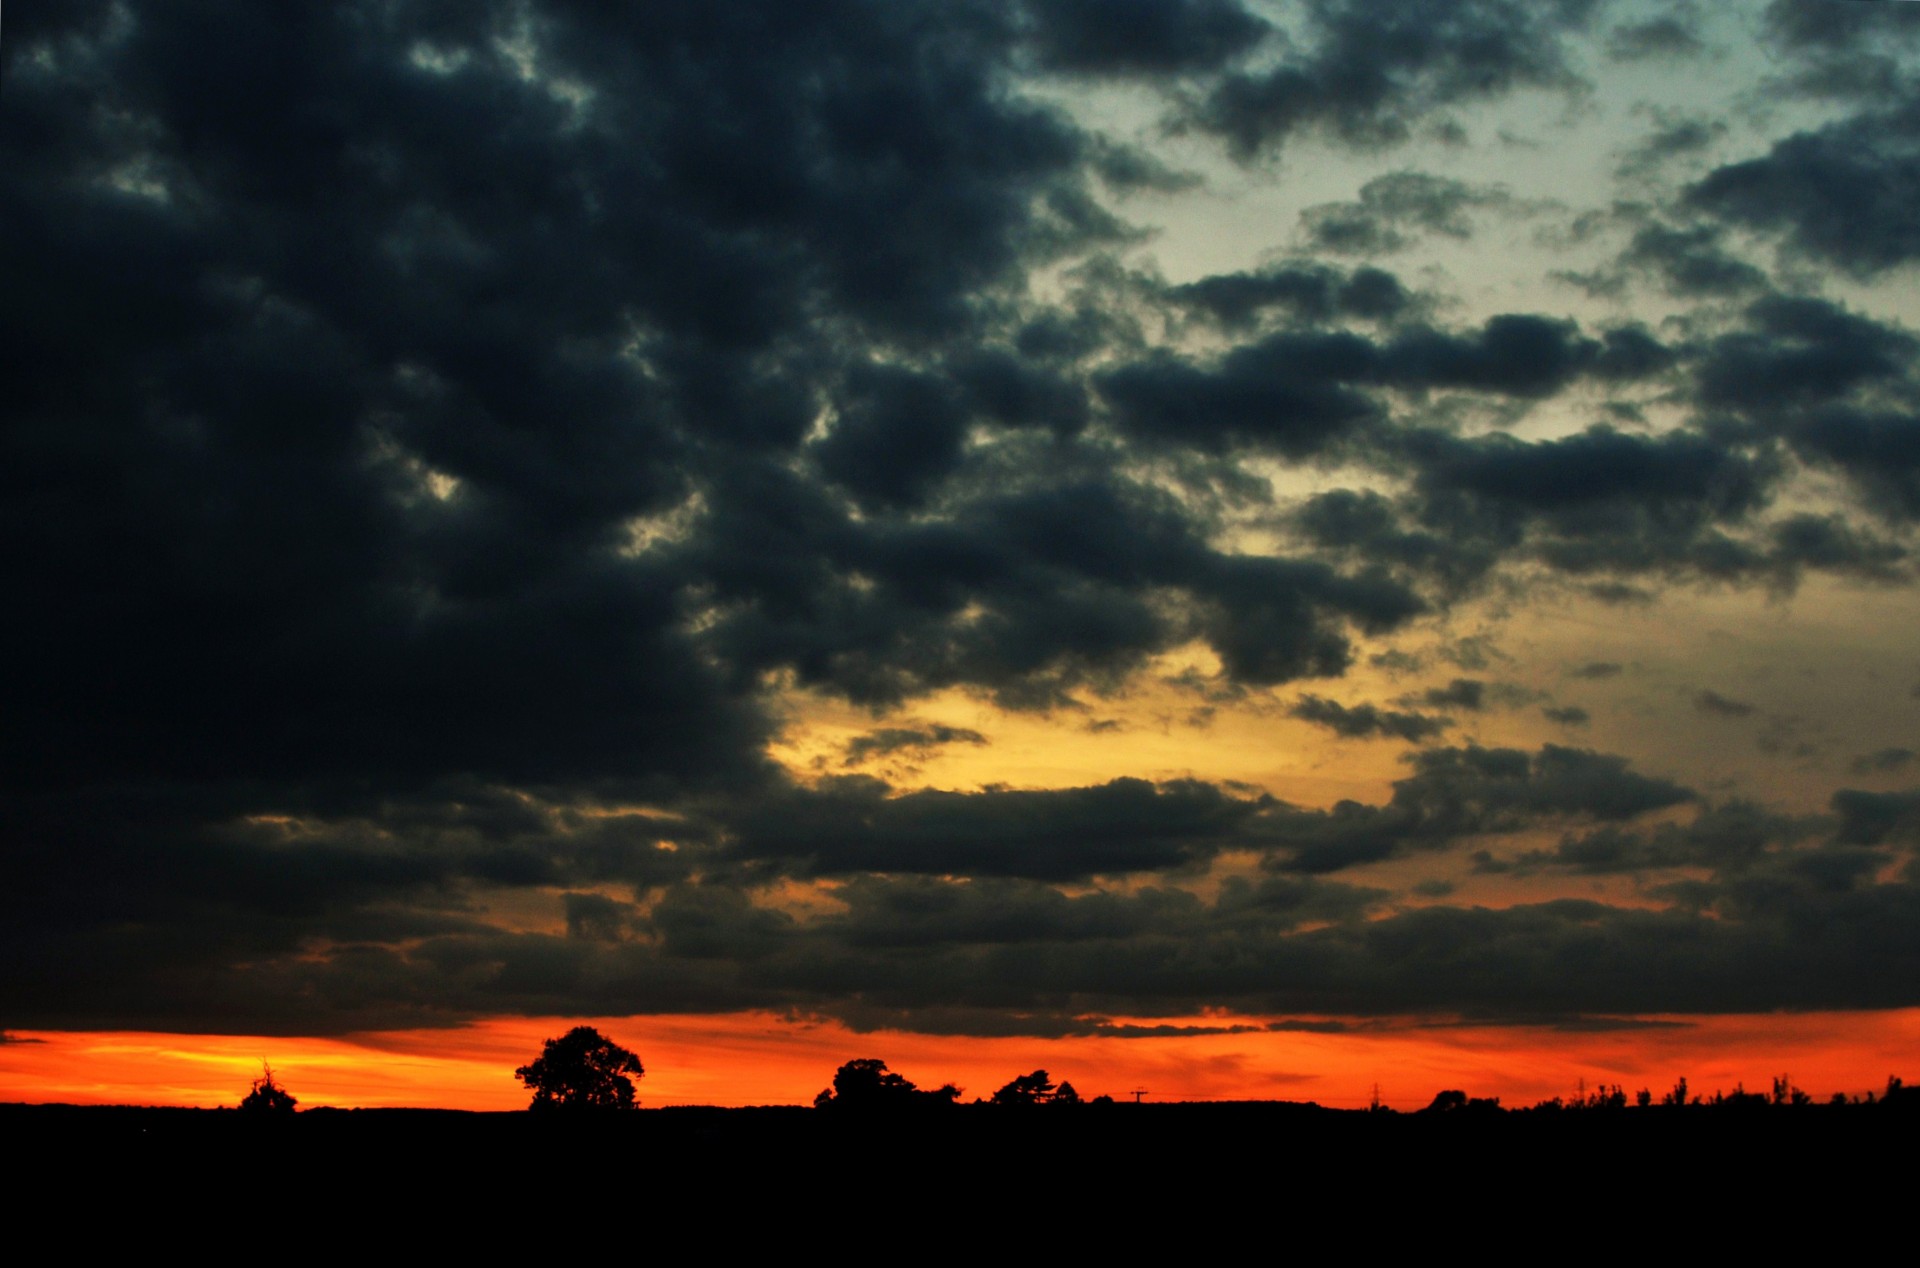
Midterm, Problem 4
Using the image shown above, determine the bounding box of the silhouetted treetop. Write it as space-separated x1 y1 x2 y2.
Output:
238 1062 297 1114
991 1070 1059 1107
815 1058 960 1112
516 1026 644 1112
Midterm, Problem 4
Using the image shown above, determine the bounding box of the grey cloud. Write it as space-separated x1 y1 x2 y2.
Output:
1851 748 1917 776
843 724 990 766
1100 314 1671 457
1021 0 1270 76
1300 171 1514 256
1192 0 1602 158
1689 95 1920 277
1289 695 1454 741
1267 742 1696 873
1166 263 1413 329
1619 222 1768 297
1419 678 1488 711
719 775 1268 881
1694 689 1756 718
1831 788 1920 846
1605 17 1705 62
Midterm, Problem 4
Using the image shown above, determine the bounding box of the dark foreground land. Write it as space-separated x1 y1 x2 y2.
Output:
9 1096 1913 1219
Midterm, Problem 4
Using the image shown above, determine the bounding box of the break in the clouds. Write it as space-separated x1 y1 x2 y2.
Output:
5 1 1920 1045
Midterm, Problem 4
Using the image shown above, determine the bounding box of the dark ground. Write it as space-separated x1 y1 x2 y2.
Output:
8 1096 1910 1215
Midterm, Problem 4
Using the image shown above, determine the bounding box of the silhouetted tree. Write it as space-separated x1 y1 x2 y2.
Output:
516 1026 644 1112
1426 1089 1468 1113
239 1063 297 1114
814 1058 959 1111
992 1070 1058 1107
1052 1080 1081 1105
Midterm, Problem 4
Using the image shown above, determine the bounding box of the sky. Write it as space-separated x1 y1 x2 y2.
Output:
5 0 1920 1111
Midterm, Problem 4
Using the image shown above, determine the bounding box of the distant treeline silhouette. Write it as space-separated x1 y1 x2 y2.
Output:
808 1058 1919 1117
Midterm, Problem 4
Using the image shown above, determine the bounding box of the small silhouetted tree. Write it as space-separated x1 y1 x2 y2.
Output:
516 1026 644 1112
239 1063 297 1114
1053 1080 1081 1106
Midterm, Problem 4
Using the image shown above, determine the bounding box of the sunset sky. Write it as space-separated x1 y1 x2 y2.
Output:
5 1 1919 1111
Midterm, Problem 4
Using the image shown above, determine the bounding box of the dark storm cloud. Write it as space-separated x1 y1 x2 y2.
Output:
2 0 1129 808
1289 695 1453 742
1543 706 1590 726
1021 0 1270 75
0 0 1203 1030
680 461 1426 705
1191 0 1602 158
8 1 1920 1043
812 363 974 509
1570 661 1623 679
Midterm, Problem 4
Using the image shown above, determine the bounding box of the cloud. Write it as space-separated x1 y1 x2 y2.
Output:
1191 0 1601 158
1299 171 1514 255
1688 94 1920 277
1289 695 1454 741
1021 0 1270 76
1099 313 1671 456
1605 17 1705 63
1851 748 1918 776
1266 743 1696 873
5 1 1920 1043
1694 690 1756 718
718 776 1269 881
1166 262 1413 329
1831 788 1920 846
843 725 991 766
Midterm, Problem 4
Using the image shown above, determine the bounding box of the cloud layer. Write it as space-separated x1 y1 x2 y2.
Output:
4 1 1918 1042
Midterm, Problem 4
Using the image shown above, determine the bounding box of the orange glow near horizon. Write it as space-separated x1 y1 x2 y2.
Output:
6 1008 1918 1112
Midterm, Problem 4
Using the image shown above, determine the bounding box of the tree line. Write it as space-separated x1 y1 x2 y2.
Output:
230 1024 1920 1116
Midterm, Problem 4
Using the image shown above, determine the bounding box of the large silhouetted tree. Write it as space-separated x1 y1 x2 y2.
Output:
516 1026 645 1112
